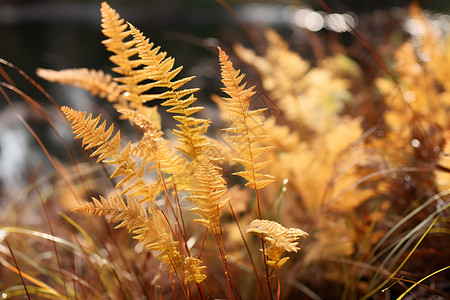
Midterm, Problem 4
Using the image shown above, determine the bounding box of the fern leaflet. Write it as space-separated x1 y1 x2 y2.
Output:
218 47 275 190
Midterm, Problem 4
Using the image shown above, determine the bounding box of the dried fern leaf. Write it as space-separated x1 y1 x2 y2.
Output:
378 4 450 136
133 210 182 268
72 195 147 231
234 30 349 136
36 68 123 103
101 2 138 74
128 24 199 101
186 159 230 235
127 23 210 160
246 219 308 269
72 195 182 270
118 107 188 173
218 47 275 189
118 107 193 192
183 257 207 284
101 2 154 108
62 106 158 205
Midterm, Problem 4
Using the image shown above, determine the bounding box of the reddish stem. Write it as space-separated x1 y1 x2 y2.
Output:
255 189 273 300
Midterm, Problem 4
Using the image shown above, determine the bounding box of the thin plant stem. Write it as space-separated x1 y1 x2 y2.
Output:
0 70 92 207
212 230 234 300
196 282 207 300
229 202 266 299
198 228 208 258
4 238 31 300
361 217 439 299
392 272 449 298
256 189 273 300
168 266 176 300
276 269 281 300
219 226 244 300
170 261 190 300
35 181 69 298
158 168 191 256
103 223 133 299
158 169 206 299
171 173 191 252
0 83 83 207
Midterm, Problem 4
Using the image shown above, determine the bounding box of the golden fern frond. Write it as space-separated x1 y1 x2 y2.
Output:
72 195 147 231
118 107 192 194
246 219 308 269
203 136 234 166
36 68 123 103
101 2 138 75
118 107 165 161
133 210 182 268
183 257 207 284
119 108 188 173
72 195 183 272
61 106 159 205
234 30 349 136
102 3 210 160
101 2 151 107
218 47 275 189
127 23 210 161
117 107 160 133
61 106 121 161
186 159 230 235
128 24 199 103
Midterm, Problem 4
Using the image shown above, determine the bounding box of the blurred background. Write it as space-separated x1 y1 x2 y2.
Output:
2 0 450 82
1 0 450 215
2 0 450 74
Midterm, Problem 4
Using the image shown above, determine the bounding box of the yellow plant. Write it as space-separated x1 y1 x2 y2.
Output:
36 2 307 299
3 1 448 299
246 219 308 269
